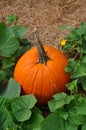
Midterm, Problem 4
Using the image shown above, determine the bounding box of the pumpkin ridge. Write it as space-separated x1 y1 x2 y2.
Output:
40 65 43 99
47 60 67 93
32 65 45 103
21 63 37 86
14 55 37 85
49 72 61 93
31 65 42 94
46 61 61 92
42 66 51 101
22 64 39 93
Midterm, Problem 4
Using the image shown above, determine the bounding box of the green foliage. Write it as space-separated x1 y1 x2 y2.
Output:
43 92 86 130
7 14 18 23
0 79 41 130
0 78 21 99
41 23 86 130
22 107 44 130
48 92 74 112
41 110 78 130
1 15 86 130
62 22 86 92
0 14 32 88
0 94 40 130
0 105 17 130
0 22 19 57
11 95 37 122
10 25 27 39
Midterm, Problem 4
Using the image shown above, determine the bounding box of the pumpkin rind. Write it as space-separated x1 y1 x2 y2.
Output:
14 45 70 104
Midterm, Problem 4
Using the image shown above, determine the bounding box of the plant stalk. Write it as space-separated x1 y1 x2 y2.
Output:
33 30 49 64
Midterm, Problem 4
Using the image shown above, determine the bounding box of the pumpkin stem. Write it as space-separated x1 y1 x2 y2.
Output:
33 30 49 64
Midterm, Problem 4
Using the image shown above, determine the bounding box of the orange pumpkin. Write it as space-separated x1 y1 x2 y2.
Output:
14 31 70 104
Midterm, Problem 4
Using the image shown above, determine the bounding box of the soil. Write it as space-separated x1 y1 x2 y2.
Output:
0 0 86 48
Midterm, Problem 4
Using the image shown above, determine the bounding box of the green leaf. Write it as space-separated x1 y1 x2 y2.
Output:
70 62 86 78
75 98 86 115
48 92 74 112
0 24 19 57
41 110 62 130
68 112 84 125
41 110 77 130
48 92 67 112
84 34 86 40
0 70 6 83
53 92 67 100
4 68 14 79
11 25 27 39
11 94 37 122
20 38 32 46
70 28 79 40
7 14 18 23
82 124 86 130
0 78 21 99
65 66 71 73
28 107 44 130
0 105 17 130
22 107 44 130
82 56 86 63
2 58 15 69
65 58 76 74
66 79 78 92
59 109 68 120
80 40 86 54
76 23 86 35
76 26 85 35
0 22 7 31
0 96 9 106
15 45 31 57
78 76 86 91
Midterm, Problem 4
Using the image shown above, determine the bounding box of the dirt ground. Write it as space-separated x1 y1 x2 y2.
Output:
0 0 86 47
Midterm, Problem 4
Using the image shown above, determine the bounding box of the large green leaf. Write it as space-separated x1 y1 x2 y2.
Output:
0 105 17 130
0 78 21 99
82 124 86 130
66 59 86 79
48 92 74 112
76 23 86 35
0 96 9 106
11 25 27 39
22 107 44 130
41 110 77 130
2 57 15 69
76 26 85 35
11 94 37 122
0 23 19 57
68 110 85 126
75 98 86 115
71 62 86 78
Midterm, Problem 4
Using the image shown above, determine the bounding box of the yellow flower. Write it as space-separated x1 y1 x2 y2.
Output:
61 39 67 46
